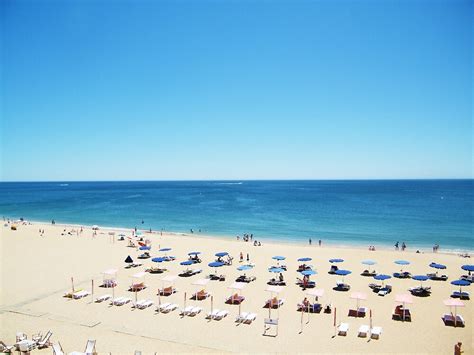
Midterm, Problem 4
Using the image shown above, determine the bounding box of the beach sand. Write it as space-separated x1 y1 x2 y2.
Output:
1 222 472 354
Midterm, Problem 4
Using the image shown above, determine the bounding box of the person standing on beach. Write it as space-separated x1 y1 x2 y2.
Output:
454 342 463 355
309 238 312 245
247 253 250 262
240 252 243 262
319 239 322 247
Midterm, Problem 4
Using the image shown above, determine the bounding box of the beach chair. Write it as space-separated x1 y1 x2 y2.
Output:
180 306 202 316
328 265 339 274
451 291 470 300
226 294 245 304
335 281 350 291
337 323 349 336
393 271 411 279
191 269 202 275
52 343 64 355
378 285 392 296
95 294 111 303
84 339 97 355
192 290 210 300
455 315 465 327
207 309 221 319
111 297 131 306
134 300 153 309
265 297 285 309
129 282 146 292
361 269 376 277
213 310 229 320
159 303 178 313
236 312 257 324
358 325 369 337
72 290 90 299
371 326 382 339
159 286 177 296
36 330 53 349
0 341 14 353
17 340 36 352
148 267 166 274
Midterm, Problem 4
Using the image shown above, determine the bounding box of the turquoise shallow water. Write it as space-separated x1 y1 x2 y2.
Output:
0 180 472 251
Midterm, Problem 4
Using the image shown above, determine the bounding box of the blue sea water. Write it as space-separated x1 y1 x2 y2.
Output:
0 180 472 251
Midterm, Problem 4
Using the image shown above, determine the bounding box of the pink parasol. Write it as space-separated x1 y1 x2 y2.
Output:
443 299 464 327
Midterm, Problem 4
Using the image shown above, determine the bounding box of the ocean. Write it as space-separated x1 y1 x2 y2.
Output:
0 180 472 251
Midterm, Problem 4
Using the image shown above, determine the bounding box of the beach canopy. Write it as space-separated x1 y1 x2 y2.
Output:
180 260 194 266
124 255 133 263
237 265 253 271
228 282 246 290
451 279 470 286
102 269 118 275
361 260 377 266
443 299 465 307
306 288 324 297
461 265 474 272
329 258 344 263
192 278 210 286
429 262 446 269
188 251 201 255
395 260 410 265
161 275 177 282
395 294 413 304
208 261 225 267
159 248 172 252
297 257 312 262
272 256 286 261
335 269 351 276
266 285 284 294
268 267 285 273
350 292 367 300
152 257 165 263
412 275 429 281
300 270 317 276
118 233 126 237
131 271 146 279
139 246 151 251
215 252 229 257
374 274 392 281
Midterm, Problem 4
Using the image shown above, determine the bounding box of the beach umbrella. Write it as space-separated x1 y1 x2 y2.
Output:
429 262 446 270
443 299 465 327
208 261 224 274
412 275 429 288
461 265 474 273
152 257 165 263
394 260 410 270
124 255 133 264
335 269 351 283
139 246 151 251
272 256 286 261
300 270 317 276
159 247 171 252
374 274 392 287
180 260 194 266
362 260 376 265
395 294 413 321
298 257 312 262
237 265 253 271
188 251 201 255
329 258 344 263
350 292 367 310
268 267 285 273
215 252 229 257
451 279 471 294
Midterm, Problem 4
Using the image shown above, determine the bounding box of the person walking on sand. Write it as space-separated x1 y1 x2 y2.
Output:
247 253 250 262
319 239 322 247
240 252 243 262
309 238 312 245
454 342 463 355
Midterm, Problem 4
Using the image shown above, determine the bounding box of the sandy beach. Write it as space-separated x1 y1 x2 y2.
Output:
1 222 472 354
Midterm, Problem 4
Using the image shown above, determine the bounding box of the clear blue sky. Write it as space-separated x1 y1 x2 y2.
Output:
1 0 472 181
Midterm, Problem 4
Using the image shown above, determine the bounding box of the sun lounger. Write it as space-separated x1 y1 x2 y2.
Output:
129 283 146 292
52 343 64 355
235 312 257 324
349 307 367 317
147 267 166 274
180 306 202 316
72 290 90 299
409 287 431 297
460 274 474 283
371 326 382 339
101 279 117 288
392 306 411 321
226 294 245 304
297 303 321 313
265 298 285 308
235 275 256 283
159 286 177 296
378 285 392 296
36 330 52 349
428 273 448 281
0 342 14 353
207 309 229 320
111 297 131 306
361 270 376 277
358 325 369 337
134 299 153 309
16 340 36 352
209 274 226 281
161 303 178 313
84 339 97 355
393 271 411 279
95 294 111 303
338 323 349 336
451 291 470 300
334 281 350 291
192 290 210 300
328 265 339 274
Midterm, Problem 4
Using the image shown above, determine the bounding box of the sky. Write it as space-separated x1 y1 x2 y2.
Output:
1 0 472 181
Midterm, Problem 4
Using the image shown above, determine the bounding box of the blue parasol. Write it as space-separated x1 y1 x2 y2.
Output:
180 260 194 266
139 246 151 251
188 251 201 255
335 269 351 276
152 257 165 263
329 258 344 263
272 256 286 261
461 265 474 272
300 269 317 276
395 260 410 265
362 260 376 265
159 248 172 252
208 261 225 268
215 252 229 257
412 275 429 281
429 262 446 270
298 257 312 262
451 279 470 287
268 267 285 273
237 265 253 271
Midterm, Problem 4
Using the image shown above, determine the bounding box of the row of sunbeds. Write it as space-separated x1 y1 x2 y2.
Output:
337 323 382 339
